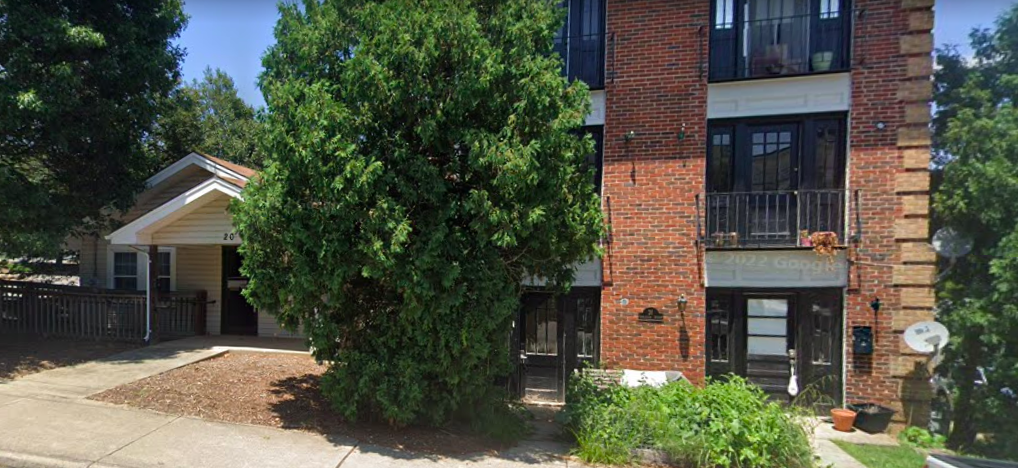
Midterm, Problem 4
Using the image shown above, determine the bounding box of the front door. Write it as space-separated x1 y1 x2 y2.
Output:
221 246 257 335
706 289 842 406
517 288 600 402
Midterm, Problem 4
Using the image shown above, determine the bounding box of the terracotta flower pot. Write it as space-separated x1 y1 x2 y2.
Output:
831 408 858 432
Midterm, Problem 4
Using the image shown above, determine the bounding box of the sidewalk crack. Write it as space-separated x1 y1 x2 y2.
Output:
87 415 181 468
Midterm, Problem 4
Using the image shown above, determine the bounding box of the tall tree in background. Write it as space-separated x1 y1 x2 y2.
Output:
148 68 263 169
233 0 602 427
0 0 186 256
934 4 1018 455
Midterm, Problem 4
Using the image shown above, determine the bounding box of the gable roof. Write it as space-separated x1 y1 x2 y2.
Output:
145 152 255 189
106 176 244 245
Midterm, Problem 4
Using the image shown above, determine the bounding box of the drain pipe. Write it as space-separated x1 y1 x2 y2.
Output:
128 246 153 345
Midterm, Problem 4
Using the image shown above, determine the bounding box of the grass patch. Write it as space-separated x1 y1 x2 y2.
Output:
833 441 926 468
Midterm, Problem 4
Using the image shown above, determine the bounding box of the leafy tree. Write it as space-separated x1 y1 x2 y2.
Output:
934 4 1018 455
148 68 263 168
233 0 602 427
0 0 186 256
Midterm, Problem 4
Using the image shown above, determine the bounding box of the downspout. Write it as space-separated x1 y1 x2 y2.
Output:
128 245 152 344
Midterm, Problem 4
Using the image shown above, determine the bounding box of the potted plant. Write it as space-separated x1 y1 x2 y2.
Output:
847 403 896 434
831 407 857 432
800 230 812 247
812 51 834 71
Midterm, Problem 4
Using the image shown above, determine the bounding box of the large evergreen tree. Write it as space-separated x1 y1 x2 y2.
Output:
0 0 186 256
934 4 1018 456
148 68 264 169
233 0 602 426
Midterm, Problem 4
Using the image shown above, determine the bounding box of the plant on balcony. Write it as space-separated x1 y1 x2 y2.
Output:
810 231 839 263
799 230 813 247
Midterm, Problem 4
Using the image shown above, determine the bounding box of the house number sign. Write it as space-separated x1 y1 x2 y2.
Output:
638 307 663 323
223 232 238 241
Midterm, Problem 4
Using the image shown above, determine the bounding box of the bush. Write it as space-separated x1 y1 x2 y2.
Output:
898 426 946 450
562 374 818 467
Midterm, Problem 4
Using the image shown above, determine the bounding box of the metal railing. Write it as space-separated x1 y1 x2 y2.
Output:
0 280 207 342
554 32 605 88
695 189 854 248
710 11 850 81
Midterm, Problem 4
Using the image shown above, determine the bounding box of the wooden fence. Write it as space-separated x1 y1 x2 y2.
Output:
0 280 207 342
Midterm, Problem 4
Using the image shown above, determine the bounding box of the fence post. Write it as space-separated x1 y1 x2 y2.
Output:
195 290 207 336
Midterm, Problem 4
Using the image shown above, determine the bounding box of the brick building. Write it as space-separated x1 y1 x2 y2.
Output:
517 0 936 425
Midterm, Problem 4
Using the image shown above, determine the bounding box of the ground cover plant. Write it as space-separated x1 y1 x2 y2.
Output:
560 374 818 467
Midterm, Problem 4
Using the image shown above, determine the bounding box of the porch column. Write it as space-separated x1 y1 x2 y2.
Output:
148 244 160 343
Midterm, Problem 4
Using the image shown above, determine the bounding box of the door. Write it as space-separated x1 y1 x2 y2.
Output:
518 288 600 402
706 289 843 406
221 246 257 335
742 124 799 243
744 296 795 401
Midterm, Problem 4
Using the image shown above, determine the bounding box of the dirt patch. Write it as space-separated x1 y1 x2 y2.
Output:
90 352 507 456
0 335 137 380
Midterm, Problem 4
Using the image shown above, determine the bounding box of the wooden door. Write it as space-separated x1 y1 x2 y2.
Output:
221 247 257 336
744 295 795 401
795 290 843 407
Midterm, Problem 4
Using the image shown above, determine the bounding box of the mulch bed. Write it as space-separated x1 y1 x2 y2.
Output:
0 335 137 380
90 352 507 456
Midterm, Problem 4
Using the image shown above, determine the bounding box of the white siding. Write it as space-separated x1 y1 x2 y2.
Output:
707 73 851 119
258 310 303 338
176 245 222 335
150 194 239 245
586 90 606 126
78 235 109 288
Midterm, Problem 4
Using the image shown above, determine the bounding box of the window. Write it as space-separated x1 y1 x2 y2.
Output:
575 296 597 359
709 0 852 81
525 294 558 356
708 128 735 193
108 248 175 292
584 126 604 194
554 0 606 88
113 252 138 291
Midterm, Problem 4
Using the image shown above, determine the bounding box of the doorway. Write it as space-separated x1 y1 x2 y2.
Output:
221 246 257 335
706 288 842 405
515 288 600 402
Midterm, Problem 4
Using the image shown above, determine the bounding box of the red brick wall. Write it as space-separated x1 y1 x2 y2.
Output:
600 0 710 384
598 0 935 421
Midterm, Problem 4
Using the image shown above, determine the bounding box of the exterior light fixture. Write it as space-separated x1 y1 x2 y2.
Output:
870 297 882 314
677 123 687 141
624 130 637 142
677 294 688 313
875 121 887 131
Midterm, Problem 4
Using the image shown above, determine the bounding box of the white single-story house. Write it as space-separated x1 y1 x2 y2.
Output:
77 152 297 338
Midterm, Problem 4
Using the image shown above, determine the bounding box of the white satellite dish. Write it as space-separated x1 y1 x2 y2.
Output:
904 321 951 354
932 227 973 260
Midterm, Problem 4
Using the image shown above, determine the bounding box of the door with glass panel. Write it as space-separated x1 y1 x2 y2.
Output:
744 124 799 243
519 288 600 402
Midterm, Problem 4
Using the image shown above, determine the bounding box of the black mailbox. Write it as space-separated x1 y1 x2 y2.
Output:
853 326 874 355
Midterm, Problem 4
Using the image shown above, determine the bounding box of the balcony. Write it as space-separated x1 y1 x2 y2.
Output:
554 32 605 89
709 9 851 82
696 190 856 249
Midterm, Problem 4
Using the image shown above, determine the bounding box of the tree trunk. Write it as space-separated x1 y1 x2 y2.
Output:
947 334 982 450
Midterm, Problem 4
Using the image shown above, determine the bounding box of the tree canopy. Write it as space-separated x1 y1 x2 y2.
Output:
147 68 264 169
0 0 186 256
233 0 602 426
934 4 1018 455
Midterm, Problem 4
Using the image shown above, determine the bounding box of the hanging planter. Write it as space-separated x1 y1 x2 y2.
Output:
810 231 839 263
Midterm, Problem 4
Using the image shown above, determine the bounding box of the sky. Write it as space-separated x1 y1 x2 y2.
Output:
174 0 1014 109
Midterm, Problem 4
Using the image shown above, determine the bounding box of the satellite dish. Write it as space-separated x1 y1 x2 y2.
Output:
932 227 973 260
904 321 951 354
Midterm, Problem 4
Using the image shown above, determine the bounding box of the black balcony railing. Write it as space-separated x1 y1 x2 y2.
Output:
696 190 855 248
554 32 605 89
710 11 850 81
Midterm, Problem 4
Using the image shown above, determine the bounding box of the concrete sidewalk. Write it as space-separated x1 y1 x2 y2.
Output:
0 338 579 468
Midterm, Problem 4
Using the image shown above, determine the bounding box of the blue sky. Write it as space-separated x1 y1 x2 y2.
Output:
174 0 1015 108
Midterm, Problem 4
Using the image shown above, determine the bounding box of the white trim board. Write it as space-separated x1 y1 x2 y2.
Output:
106 177 243 245
707 73 851 119
146 152 250 189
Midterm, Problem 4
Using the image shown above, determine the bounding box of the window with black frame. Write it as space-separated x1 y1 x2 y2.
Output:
709 0 851 81
704 115 846 247
553 0 606 88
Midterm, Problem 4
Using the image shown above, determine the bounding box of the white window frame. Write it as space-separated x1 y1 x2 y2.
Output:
106 245 176 292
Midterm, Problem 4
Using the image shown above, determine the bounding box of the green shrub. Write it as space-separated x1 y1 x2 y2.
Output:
563 374 817 467
898 426 946 450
